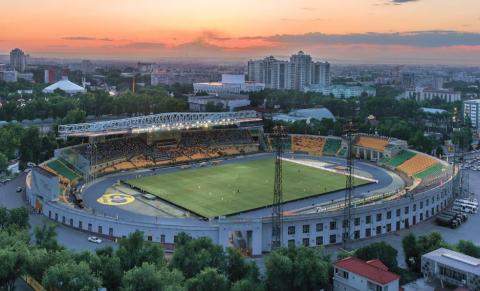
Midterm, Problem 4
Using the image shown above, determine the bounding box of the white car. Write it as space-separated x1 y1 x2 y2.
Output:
87 236 102 244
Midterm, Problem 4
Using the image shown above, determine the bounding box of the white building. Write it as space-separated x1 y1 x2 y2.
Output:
273 107 335 123
402 87 461 103
10 48 27 72
193 74 265 94
422 248 480 290
188 93 250 112
305 84 376 98
0 70 17 82
464 99 480 129
42 77 86 95
333 257 400 291
247 51 330 91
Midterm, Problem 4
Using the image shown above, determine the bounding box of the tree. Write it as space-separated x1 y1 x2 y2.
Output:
231 279 265 291
402 233 419 271
98 254 123 291
225 247 259 283
34 222 63 251
121 262 184 291
62 108 87 124
171 234 226 278
116 230 164 271
355 241 398 272
186 267 229 291
265 250 294 291
0 152 8 173
19 126 41 168
42 261 101 291
0 245 30 291
456 240 480 258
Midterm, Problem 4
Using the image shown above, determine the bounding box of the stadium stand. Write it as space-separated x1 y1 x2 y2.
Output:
355 136 389 152
44 159 81 181
397 154 438 177
291 135 326 155
414 163 445 179
383 150 416 167
323 138 342 156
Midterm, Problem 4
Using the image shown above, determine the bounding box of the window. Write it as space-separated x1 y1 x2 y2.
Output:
288 239 295 247
342 270 349 279
329 235 337 244
48 211 51 218
366 215 371 224
160 235 165 243
62 216 65 224
396 209 401 217
330 221 337 230
302 238 309 246
426 210 430 218
354 230 360 239
354 217 360 226
316 223 323 232
55 213 58 221
88 223 92 231
404 206 409 214
376 226 382 235
288 226 295 235
365 228 371 237
69 218 73 226
303 224 310 234
426 199 430 206
98 226 102 234
396 221 400 230
316 236 323 245
386 211 392 219
109 227 113 236
78 221 82 229
420 213 424 221
386 223 392 232
376 213 382 222
413 204 417 212
420 201 424 209
431 207 435 215
342 220 349 228
147 235 153 241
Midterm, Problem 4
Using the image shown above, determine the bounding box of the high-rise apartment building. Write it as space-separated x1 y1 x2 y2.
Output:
247 51 330 91
464 99 480 129
10 48 27 72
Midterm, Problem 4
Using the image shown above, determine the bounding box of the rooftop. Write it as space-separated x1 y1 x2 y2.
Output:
334 257 400 285
422 248 480 275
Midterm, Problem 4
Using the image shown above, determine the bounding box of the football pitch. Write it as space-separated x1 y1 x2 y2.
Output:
126 158 370 217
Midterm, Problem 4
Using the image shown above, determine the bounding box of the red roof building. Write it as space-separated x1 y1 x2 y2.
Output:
333 257 400 291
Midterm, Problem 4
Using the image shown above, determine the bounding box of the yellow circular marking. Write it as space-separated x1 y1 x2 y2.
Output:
97 194 135 206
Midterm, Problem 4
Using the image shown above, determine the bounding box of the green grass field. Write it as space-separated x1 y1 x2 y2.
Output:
126 159 370 217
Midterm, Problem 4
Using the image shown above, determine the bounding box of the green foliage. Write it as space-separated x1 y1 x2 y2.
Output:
265 246 330 291
171 234 226 278
116 230 164 271
121 262 184 291
42 260 101 291
225 247 259 283
231 279 265 291
354 241 398 272
0 207 29 231
456 240 480 258
62 108 87 124
186 267 229 291
34 222 63 251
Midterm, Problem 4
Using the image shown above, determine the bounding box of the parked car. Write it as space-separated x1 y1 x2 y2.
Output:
87 236 102 244
16 187 22 193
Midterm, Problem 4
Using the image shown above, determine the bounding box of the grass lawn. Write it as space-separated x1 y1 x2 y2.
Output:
126 159 370 217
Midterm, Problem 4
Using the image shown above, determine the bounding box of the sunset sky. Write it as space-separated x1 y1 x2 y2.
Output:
1 0 480 64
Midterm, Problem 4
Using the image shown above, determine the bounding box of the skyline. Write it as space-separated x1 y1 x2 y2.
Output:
1 0 480 64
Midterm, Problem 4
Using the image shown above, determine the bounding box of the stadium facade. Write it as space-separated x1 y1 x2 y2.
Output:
26 111 458 256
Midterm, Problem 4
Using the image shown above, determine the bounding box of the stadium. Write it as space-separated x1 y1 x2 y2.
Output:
26 111 458 256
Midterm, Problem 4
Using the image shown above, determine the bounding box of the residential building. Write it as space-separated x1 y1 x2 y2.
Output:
247 51 330 90
422 248 480 290
193 74 265 94
464 99 480 129
401 72 415 89
304 84 376 98
333 257 400 291
401 87 461 103
138 62 153 74
17 72 34 82
188 93 250 112
10 48 27 72
0 70 17 82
